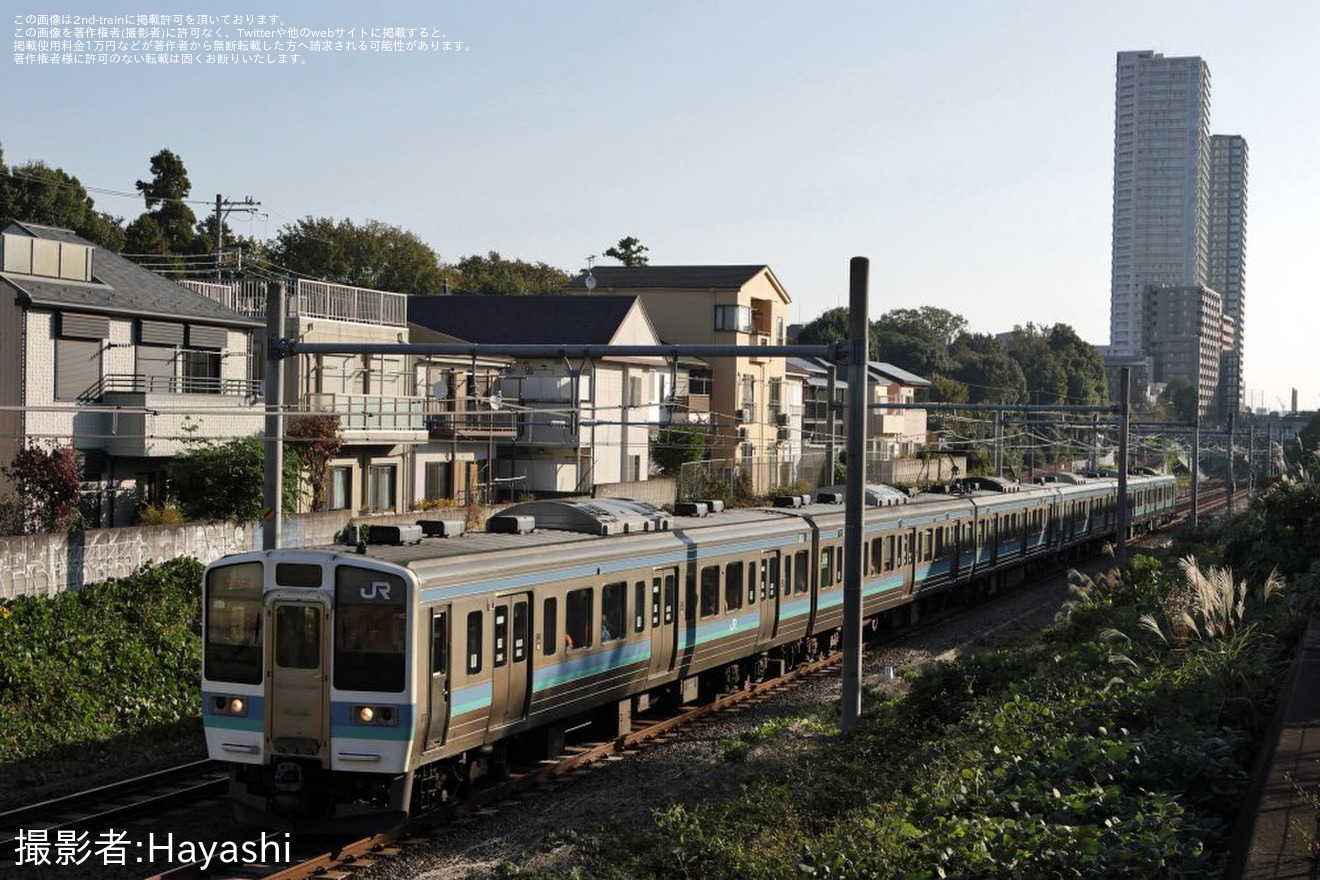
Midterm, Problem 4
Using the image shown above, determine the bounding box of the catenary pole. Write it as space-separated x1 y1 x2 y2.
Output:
1116 367 1129 565
262 282 286 551
841 257 869 731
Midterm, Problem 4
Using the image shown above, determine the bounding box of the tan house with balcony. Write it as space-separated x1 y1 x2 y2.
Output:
566 266 792 477
409 294 664 498
0 222 264 525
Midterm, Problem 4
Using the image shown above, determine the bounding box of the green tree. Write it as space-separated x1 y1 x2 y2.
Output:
1 442 83 533
796 306 881 353
874 310 952 378
604 236 650 266
1158 377 1201 425
884 306 968 348
286 414 344 512
127 148 199 257
948 333 1027 404
652 425 707 475
0 147 126 250
167 437 302 522
445 251 570 296
268 216 447 293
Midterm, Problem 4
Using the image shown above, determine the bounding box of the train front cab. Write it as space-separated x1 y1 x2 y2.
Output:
202 554 418 832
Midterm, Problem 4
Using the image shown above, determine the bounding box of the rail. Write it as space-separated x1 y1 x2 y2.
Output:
84 374 263 399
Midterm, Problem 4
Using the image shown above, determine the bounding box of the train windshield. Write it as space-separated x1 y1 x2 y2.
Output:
205 561 264 684
334 566 407 692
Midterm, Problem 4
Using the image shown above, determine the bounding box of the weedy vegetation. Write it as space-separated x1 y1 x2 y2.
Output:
498 462 1320 879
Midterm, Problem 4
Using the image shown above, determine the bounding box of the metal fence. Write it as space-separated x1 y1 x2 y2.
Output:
676 450 836 503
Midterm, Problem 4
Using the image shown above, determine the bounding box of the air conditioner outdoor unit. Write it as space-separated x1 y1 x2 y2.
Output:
775 412 791 426
737 427 749 440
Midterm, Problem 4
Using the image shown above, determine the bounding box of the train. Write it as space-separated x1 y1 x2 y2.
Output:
201 470 1176 830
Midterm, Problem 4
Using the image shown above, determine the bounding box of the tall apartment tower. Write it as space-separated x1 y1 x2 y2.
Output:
1109 50 1212 357
1208 134 1249 419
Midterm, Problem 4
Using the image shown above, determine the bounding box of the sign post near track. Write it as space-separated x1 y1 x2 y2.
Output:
841 258 869 731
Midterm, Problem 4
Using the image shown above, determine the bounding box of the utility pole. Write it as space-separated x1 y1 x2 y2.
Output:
214 194 261 281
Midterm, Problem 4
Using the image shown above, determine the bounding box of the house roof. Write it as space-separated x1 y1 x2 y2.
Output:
788 356 930 389
871 361 930 388
565 265 776 292
408 294 647 345
0 221 262 327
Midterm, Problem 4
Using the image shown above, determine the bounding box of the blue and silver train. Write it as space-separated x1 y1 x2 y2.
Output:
201 471 1176 829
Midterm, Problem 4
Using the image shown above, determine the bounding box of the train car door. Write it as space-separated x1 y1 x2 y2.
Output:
648 567 678 680
425 607 450 749
266 596 329 760
756 551 781 644
490 594 531 730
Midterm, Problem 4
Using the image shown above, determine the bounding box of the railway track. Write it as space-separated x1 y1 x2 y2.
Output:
145 651 843 880
10 487 1242 878
0 760 228 873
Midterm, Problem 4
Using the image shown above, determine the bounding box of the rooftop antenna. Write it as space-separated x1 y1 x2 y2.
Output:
584 255 597 291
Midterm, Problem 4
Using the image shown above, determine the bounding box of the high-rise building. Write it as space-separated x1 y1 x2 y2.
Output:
1208 134 1248 419
1108 50 1248 422
1109 50 1212 358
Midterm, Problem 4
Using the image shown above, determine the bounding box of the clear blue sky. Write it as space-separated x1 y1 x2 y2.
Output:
7 1 1318 413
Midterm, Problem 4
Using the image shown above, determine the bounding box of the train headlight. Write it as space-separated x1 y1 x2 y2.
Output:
210 695 248 716
358 706 375 724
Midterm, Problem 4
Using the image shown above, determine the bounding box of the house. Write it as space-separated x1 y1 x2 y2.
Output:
0 222 263 525
790 356 930 474
408 294 664 497
183 278 433 515
565 265 792 491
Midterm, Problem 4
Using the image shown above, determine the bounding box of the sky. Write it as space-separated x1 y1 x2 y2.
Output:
6 0 1318 413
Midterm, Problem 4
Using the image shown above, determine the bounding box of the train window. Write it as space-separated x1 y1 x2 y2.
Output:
763 556 779 600
512 602 527 663
602 581 625 643
934 528 944 558
747 562 756 604
820 547 834 588
700 566 720 618
868 538 881 574
466 611 482 674
431 612 448 674
634 581 646 634
493 606 508 668
335 567 407 692
685 574 696 622
724 562 743 612
275 605 321 669
276 562 322 587
794 550 810 594
664 573 677 624
543 597 558 656
567 587 592 648
205 561 263 685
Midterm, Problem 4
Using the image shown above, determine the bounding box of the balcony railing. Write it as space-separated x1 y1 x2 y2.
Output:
305 393 427 431
85 374 263 400
425 409 519 439
181 278 408 327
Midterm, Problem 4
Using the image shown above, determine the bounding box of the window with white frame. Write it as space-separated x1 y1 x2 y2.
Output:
714 304 752 333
